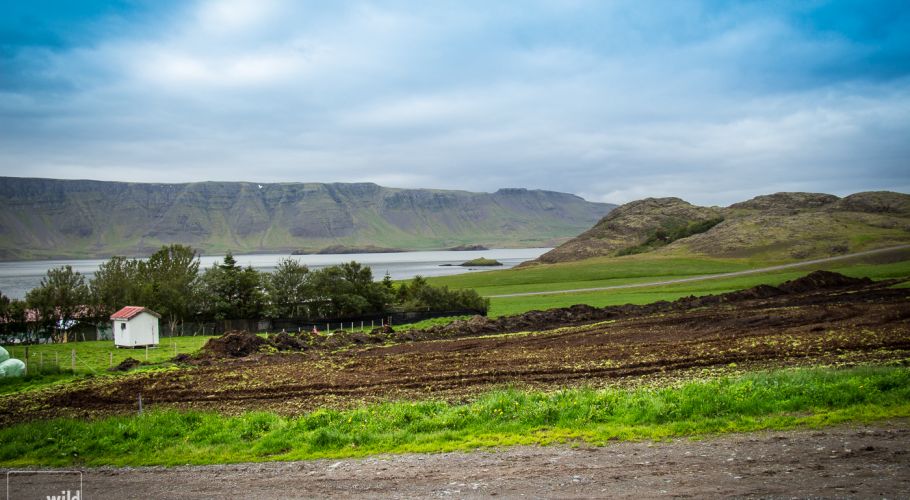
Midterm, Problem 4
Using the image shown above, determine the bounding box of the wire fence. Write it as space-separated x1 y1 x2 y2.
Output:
5 341 196 376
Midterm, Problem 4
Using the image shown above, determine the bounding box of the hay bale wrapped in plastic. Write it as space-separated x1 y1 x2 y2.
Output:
0 358 25 378
0 346 9 363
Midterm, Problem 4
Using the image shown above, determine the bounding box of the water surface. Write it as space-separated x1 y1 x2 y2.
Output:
0 248 550 300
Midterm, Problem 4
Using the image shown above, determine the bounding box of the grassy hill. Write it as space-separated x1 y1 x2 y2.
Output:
0 178 614 260
532 191 910 265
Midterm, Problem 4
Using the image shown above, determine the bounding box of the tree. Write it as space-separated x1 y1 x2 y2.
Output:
200 252 265 320
306 261 391 318
142 244 200 334
25 265 90 343
266 258 311 318
396 275 488 314
0 294 29 344
90 256 143 317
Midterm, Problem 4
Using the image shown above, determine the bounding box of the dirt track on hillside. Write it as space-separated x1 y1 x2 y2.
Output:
1 274 908 426
5 422 909 498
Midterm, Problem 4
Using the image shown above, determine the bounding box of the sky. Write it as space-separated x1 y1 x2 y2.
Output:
1 0 908 206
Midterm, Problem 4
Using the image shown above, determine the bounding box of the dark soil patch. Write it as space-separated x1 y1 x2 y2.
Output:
777 270 872 293
269 332 308 352
108 358 141 372
190 272 901 362
200 331 266 358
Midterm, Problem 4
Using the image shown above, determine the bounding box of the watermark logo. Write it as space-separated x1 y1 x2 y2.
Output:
6 471 82 500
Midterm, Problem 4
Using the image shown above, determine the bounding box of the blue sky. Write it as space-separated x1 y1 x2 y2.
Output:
1 0 908 205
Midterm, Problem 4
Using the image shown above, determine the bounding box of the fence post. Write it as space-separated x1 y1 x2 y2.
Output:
24 345 29 375
110 352 113 368
145 345 149 361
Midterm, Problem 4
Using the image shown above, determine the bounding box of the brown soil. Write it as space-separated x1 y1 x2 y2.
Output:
191 271 899 360
200 330 266 358
1 273 907 426
108 357 141 372
4 421 908 498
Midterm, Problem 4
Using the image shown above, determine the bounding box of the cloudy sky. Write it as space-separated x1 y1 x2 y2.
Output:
1 0 908 205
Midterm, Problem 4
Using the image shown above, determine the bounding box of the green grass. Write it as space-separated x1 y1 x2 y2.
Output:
1 365 908 467
0 336 216 395
424 251 910 317
486 259 910 316
430 255 757 296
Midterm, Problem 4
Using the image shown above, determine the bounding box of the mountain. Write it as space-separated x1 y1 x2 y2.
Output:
0 177 615 260
533 191 910 264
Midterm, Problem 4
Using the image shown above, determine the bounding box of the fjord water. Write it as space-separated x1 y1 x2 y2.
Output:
0 248 550 300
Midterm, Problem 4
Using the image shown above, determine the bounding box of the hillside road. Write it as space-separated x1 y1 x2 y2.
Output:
487 244 910 298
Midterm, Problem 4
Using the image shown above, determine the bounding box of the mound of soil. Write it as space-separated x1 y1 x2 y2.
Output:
370 325 395 335
720 284 785 302
109 357 141 372
778 270 872 294
202 331 267 358
270 332 308 352
172 353 192 363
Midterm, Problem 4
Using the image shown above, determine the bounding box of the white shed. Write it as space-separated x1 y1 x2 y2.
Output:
111 306 161 348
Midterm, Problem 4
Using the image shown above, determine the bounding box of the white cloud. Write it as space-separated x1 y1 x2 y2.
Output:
2 1 908 206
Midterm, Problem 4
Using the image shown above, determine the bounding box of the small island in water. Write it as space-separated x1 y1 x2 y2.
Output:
460 257 503 267
446 244 489 251
292 245 406 255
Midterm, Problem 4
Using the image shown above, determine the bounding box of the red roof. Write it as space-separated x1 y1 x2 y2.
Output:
111 306 161 320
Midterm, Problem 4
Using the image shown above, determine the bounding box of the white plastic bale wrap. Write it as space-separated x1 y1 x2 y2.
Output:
0 345 9 363
0 358 25 377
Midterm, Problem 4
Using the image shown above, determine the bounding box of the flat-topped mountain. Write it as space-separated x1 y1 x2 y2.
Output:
533 191 910 264
0 177 615 260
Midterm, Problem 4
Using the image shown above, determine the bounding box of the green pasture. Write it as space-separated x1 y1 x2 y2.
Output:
2 365 908 467
425 250 910 317
0 336 217 395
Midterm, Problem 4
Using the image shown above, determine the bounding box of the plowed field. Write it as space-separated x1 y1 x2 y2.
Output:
1 278 908 426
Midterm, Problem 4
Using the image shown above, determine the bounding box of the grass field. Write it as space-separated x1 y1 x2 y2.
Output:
0 336 217 396
1 365 907 467
427 250 910 317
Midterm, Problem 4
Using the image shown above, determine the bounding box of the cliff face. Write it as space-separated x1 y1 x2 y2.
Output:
532 191 910 265
0 178 615 260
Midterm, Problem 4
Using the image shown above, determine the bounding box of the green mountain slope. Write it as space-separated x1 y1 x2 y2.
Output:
0 178 615 260
533 191 910 264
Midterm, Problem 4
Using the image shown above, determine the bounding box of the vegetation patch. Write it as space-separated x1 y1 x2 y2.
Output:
1 366 907 467
617 217 725 256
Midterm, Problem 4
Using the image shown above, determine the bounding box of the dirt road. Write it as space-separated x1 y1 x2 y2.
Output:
4 422 908 498
488 244 910 298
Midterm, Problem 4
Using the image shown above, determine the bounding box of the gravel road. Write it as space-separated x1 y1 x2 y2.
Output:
5 421 908 498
